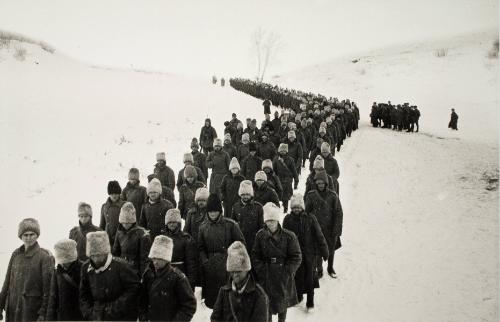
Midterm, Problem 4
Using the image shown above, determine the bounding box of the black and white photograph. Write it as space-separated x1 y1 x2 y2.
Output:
0 1 498 321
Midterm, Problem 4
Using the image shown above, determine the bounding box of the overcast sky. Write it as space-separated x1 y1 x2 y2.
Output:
0 0 497 79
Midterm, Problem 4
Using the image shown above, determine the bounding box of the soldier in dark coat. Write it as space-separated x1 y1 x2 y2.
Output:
139 178 175 241
121 167 147 215
306 156 339 195
257 132 277 160
211 241 269 322
261 161 284 201
273 144 299 213
139 236 197 322
254 171 280 207
305 172 343 278
178 165 206 219
154 152 176 190
112 202 152 276
231 180 264 255
285 131 303 176
183 187 210 288
263 99 272 115
198 194 245 309
100 181 126 247
237 133 251 162
219 157 246 217
207 139 231 194
80 232 140 321
161 209 198 289
222 134 237 159
191 138 208 180
200 118 218 155
70 202 101 261
449 108 458 130
177 153 206 191
320 142 340 180
147 174 177 208
252 203 302 322
283 194 328 311
308 137 324 172
241 143 262 183
0 219 54 322
46 239 84 321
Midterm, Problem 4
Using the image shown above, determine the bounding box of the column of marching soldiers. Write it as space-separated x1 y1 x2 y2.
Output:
0 78 360 322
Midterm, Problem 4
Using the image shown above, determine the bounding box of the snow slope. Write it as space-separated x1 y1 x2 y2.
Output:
0 30 498 322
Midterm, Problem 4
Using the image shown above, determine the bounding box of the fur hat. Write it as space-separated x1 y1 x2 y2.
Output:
262 159 273 170
183 152 194 164
165 209 182 224
224 133 232 142
278 143 288 153
86 231 111 257
107 180 122 195
213 138 223 147
249 142 257 152
241 133 250 144
119 202 137 224
314 171 328 183
226 241 251 272
18 218 40 238
195 187 210 202
149 235 173 262
263 202 281 222
78 202 92 216
206 193 223 213
147 178 162 194
313 155 325 169
321 142 331 154
156 152 166 161
128 168 140 181
191 138 199 149
184 165 198 179
229 157 241 171
290 193 305 210
238 180 254 197
254 170 268 182
288 131 296 139
54 239 77 265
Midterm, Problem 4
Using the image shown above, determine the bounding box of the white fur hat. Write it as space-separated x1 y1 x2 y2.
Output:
288 131 296 139
147 178 162 194
229 157 241 171
156 152 166 161
119 202 137 224
262 159 273 170
149 235 173 262
54 239 78 265
321 142 331 154
238 180 254 197
165 209 182 224
290 193 305 210
241 133 250 144
183 152 194 164
313 155 325 169
263 202 281 222
195 187 210 202
254 171 268 182
86 231 111 257
278 143 288 153
226 241 251 272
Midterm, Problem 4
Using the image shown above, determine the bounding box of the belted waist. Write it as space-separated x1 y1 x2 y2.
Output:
265 257 285 264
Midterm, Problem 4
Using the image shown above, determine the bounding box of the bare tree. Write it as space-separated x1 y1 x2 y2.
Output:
251 27 283 82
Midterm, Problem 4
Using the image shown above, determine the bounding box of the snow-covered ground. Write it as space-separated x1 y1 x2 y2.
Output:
0 29 498 322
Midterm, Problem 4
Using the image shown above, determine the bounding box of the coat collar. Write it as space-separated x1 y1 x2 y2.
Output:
20 242 40 257
88 253 112 274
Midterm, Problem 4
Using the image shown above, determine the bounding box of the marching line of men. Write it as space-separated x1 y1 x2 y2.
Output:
370 101 421 132
0 79 356 321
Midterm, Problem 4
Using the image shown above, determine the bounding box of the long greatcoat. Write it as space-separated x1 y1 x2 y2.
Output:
121 181 147 215
251 226 302 314
112 224 152 276
139 199 174 241
183 206 207 287
46 261 84 321
207 149 231 194
230 200 264 255
0 243 54 322
100 198 126 248
198 216 245 309
219 173 245 217
283 211 329 295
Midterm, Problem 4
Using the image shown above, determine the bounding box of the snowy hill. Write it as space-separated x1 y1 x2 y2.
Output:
0 31 498 322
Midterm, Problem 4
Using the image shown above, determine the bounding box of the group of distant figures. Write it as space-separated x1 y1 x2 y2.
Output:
370 102 421 132
212 76 225 87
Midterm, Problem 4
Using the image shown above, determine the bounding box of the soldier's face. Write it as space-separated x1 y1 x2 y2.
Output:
256 179 265 187
230 270 249 285
250 151 256 156
241 194 252 202
197 200 207 208
265 220 279 233
230 168 239 175
78 213 92 225
292 207 302 214
90 254 108 268
21 232 38 248
208 211 220 221
152 258 168 271
214 146 222 151
121 223 134 230
316 180 326 191
109 194 120 202
167 222 179 231
186 177 195 184
149 191 160 201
